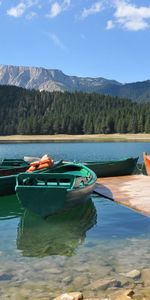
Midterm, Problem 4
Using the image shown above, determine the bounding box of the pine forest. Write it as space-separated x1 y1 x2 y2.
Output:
0 85 150 135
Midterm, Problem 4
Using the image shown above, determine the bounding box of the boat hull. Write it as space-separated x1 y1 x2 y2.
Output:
16 182 95 218
84 157 138 177
16 163 97 217
0 175 17 196
0 165 29 176
0 165 29 196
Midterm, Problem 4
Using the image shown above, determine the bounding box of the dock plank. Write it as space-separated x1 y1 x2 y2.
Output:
95 175 150 216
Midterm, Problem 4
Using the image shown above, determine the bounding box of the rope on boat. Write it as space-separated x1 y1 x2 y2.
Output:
136 162 145 174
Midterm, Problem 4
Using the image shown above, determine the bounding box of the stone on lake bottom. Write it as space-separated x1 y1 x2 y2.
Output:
114 296 131 300
141 268 150 286
62 276 73 285
123 289 134 297
53 292 83 300
88 278 121 290
0 272 13 281
122 270 141 280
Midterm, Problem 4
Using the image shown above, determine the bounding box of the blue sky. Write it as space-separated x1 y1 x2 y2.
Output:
0 0 150 83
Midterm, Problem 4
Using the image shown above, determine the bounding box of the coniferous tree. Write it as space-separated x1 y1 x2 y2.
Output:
0 84 150 135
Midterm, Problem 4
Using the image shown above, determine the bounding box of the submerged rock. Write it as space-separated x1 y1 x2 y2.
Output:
114 296 131 300
88 278 121 290
123 289 134 297
53 292 83 300
141 268 150 286
0 272 13 281
48 268 63 274
72 275 89 287
122 270 141 280
62 276 73 285
110 288 134 300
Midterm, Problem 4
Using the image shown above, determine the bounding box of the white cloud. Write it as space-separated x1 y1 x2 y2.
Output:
106 20 115 30
7 0 40 18
47 0 71 18
5 0 150 32
7 3 26 17
112 0 150 31
81 2 103 19
49 33 66 50
26 0 39 8
26 11 37 19
48 2 62 18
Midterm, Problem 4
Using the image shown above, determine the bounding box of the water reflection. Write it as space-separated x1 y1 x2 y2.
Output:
17 198 97 257
0 194 23 220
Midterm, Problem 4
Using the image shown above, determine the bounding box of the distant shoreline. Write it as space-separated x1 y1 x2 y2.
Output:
0 133 150 143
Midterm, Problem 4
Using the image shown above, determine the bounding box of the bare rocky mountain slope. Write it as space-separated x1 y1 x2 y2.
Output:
0 64 121 92
0 64 150 102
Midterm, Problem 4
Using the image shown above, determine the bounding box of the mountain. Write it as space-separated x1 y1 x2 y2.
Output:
0 64 121 93
0 64 150 102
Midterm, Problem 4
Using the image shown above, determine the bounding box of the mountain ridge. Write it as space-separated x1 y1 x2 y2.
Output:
0 64 150 102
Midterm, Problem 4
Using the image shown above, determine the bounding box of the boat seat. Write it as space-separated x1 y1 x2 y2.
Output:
64 170 88 177
18 173 75 188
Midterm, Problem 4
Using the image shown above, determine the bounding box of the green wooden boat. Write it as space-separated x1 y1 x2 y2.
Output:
0 162 29 196
0 164 29 176
0 175 20 196
0 158 28 167
84 157 139 178
0 160 63 196
16 163 97 217
17 198 97 257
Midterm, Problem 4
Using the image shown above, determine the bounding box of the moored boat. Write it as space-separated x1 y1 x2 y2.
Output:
16 163 97 217
0 164 29 176
0 159 63 196
0 163 30 196
0 158 28 167
84 157 139 177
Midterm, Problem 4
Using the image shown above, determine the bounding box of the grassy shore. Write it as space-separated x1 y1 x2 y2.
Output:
0 133 150 142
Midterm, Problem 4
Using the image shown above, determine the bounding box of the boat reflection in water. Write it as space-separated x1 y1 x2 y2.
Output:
17 198 97 257
0 194 23 220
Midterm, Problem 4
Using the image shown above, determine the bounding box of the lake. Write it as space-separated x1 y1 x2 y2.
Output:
0 141 150 299
1 141 150 162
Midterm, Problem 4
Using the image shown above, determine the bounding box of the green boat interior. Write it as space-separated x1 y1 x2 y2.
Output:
17 164 93 189
0 165 26 170
0 159 28 167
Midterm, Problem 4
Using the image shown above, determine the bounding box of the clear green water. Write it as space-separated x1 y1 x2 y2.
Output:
0 142 150 299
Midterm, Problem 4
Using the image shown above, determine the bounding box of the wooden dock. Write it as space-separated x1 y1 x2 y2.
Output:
95 175 150 217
